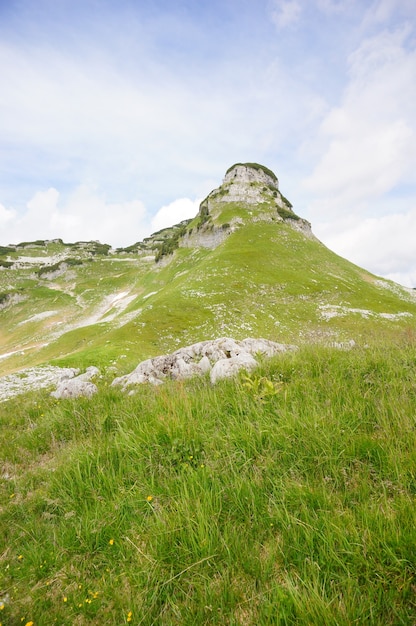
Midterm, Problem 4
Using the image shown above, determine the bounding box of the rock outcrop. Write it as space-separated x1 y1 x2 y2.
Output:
223 163 279 187
0 365 80 402
51 366 100 399
112 337 296 391
201 163 284 208
181 162 314 250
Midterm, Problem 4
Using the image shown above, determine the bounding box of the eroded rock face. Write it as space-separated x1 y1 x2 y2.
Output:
223 163 279 188
111 337 296 391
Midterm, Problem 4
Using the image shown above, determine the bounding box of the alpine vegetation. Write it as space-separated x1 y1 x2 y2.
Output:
1 164 415 624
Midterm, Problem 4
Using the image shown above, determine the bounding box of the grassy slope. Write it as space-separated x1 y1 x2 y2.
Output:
1 204 416 375
66 221 415 372
1 340 415 625
0 254 153 374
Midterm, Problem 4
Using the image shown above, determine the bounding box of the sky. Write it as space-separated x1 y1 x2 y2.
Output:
0 0 415 287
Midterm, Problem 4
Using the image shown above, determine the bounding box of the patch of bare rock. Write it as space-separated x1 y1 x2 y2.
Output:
0 338 296 401
50 366 100 399
112 337 296 391
0 365 101 402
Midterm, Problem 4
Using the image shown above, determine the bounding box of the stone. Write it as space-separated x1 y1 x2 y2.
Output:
239 338 290 356
111 337 296 391
50 367 100 399
51 379 98 399
210 353 257 384
198 355 211 373
223 163 278 188
0 366 79 403
77 366 101 381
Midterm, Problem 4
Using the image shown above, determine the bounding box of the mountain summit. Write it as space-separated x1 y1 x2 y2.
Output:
0 163 415 376
181 162 312 251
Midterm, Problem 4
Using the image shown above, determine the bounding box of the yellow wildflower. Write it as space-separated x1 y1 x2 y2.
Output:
18 555 23 560
25 622 34 626
146 495 153 502
109 538 115 545
63 597 67 602
127 610 133 622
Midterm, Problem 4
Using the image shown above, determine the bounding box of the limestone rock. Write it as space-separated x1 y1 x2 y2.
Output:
223 163 278 188
111 337 296 390
77 366 101 381
51 379 98 399
210 353 257 384
0 366 79 402
50 367 100 399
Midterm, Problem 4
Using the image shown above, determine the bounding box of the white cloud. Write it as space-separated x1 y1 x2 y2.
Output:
26 188 60 221
0 33 316 215
0 203 16 230
314 205 416 287
150 198 201 233
301 25 416 286
0 187 148 248
362 0 416 27
303 27 416 210
316 0 355 14
271 0 302 29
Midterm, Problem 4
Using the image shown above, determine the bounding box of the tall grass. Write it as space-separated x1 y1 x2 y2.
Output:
1 341 415 624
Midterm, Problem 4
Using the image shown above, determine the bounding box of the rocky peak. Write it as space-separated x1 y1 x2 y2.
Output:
223 163 279 188
194 162 304 226
170 162 314 254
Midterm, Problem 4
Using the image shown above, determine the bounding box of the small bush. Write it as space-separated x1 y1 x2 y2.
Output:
277 206 300 221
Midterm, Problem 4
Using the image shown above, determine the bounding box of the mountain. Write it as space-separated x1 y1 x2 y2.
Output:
1 162 415 376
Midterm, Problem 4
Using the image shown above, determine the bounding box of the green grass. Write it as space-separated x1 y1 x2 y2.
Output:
1 340 415 624
1 210 416 377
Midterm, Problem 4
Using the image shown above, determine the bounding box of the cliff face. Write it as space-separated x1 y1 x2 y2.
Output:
212 162 280 205
223 162 279 187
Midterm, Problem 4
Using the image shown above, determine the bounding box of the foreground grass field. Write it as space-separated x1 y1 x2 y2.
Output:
1 339 415 625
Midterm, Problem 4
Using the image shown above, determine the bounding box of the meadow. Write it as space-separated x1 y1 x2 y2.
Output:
1 337 415 625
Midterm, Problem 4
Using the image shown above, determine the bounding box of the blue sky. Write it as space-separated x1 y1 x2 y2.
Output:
0 0 415 286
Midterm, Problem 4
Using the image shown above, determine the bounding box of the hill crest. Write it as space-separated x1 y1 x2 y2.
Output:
179 163 313 252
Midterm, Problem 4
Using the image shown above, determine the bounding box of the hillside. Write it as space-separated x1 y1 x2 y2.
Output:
1 164 415 624
1 162 415 379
